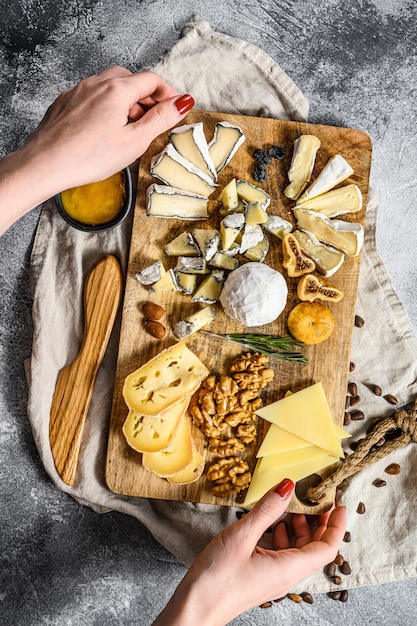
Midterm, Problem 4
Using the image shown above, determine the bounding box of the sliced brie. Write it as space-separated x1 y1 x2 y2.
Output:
236 179 270 209
284 135 321 200
174 271 198 294
146 184 208 220
148 268 179 293
218 178 239 210
240 224 264 254
245 202 268 225
169 122 217 180
292 229 345 277
150 144 217 197
263 214 293 240
294 208 364 257
173 306 215 339
210 251 239 271
297 154 354 203
294 184 362 217
208 122 245 173
175 256 209 274
191 270 225 303
164 231 199 257
220 212 245 251
243 232 269 262
192 228 220 261
134 260 166 285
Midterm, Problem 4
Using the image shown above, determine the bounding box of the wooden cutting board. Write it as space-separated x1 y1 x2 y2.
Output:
105 110 372 514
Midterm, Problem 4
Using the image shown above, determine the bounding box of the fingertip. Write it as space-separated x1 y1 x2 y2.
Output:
174 93 195 115
273 478 295 500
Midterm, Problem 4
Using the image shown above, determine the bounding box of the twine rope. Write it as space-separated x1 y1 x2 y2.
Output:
306 401 417 503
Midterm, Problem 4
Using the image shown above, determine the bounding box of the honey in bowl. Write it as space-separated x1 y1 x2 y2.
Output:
59 171 126 227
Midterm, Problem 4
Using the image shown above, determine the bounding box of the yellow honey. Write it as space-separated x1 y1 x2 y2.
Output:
60 171 125 226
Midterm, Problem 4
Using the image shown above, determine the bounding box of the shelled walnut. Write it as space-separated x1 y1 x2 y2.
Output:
208 437 245 456
207 456 251 497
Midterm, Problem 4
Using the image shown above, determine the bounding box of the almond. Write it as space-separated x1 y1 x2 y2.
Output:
144 320 166 339
142 301 165 320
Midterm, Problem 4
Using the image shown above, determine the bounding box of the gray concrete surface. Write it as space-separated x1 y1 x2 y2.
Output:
1 1 417 624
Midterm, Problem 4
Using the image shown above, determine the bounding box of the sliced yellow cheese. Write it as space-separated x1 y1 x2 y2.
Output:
123 342 209 416
142 417 193 477
255 382 343 458
294 208 364 257
256 424 312 457
191 270 225 304
164 232 199 257
243 449 336 506
122 396 189 453
148 268 179 293
257 445 335 474
284 135 321 200
294 184 362 217
175 271 198 295
173 306 215 340
167 445 205 484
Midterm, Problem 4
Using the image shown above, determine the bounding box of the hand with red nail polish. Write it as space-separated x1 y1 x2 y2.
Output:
154 479 346 626
0 66 195 234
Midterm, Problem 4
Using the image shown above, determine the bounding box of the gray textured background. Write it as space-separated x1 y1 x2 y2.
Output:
1 1 417 624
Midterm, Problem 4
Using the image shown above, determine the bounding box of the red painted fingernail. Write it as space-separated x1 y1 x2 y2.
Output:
274 478 294 499
175 94 195 115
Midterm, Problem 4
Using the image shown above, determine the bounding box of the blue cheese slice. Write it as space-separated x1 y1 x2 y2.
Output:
297 154 354 203
208 122 245 173
294 208 364 257
146 184 208 220
191 270 225 303
192 228 220 261
173 307 215 339
263 214 293 240
169 122 217 180
134 260 166 285
294 184 362 217
236 179 270 209
284 135 321 200
164 232 199 256
292 229 345 277
150 144 217 197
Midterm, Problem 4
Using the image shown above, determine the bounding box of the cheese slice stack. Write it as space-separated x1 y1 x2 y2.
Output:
243 383 348 506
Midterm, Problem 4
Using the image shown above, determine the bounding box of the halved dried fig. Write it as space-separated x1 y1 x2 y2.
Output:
282 233 316 277
297 273 344 303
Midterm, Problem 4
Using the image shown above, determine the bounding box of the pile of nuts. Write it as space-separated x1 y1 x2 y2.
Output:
190 351 274 497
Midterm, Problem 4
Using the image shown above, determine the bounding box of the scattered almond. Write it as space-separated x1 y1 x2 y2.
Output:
144 320 166 339
142 301 165 320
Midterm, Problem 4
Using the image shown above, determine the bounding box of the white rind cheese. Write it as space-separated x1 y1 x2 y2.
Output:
243 233 269 262
236 179 270 209
239 224 264 254
263 214 293 240
134 260 166 285
220 212 245 251
164 231 199 256
284 135 321 200
175 256 209 274
169 122 217 180
292 229 345 277
294 208 364 257
148 268 180 293
146 184 209 220
174 271 198 294
192 228 220 261
218 178 239 211
210 251 239 271
297 154 354 203
173 307 215 339
150 144 217 197
191 270 225 303
295 183 362 217
208 122 246 173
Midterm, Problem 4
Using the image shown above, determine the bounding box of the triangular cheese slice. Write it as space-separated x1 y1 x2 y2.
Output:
257 446 333 474
256 424 311 457
255 382 343 458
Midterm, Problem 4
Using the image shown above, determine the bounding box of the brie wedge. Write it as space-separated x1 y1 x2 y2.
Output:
236 179 270 209
263 215 293 240
150 144 217 197
169 122 217 180
284 135 321 200
146 184 209 220
292 229 345 277
294 183 362 217
294 208 364 257
297 154 354 203
208 121 245 173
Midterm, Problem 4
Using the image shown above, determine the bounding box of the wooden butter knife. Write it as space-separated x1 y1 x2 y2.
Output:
49 254 123 485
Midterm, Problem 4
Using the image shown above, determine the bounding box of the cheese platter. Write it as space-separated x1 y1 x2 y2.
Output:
105 109 372 514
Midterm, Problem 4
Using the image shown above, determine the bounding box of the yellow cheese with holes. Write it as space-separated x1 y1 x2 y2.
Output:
142 417 194 477
123 342 209 416
243 449 336 506
122 396 189 453
255 382 343 458
167 445 205 484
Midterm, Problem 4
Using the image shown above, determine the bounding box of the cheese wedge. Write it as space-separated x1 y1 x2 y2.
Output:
123 342 209 416
150 144 217 197
146 184 209 220
134 260 166 285
243 449 336 506
148 268 179 293
297 154 354 203
142 417 194 477
191 270 225 304
245 202 268 225
167 445 205 485
294 208 364 257
263 214 293 240
122 396 189 453
164 232 199 257
236 179 270 209
284 135 321 200
257 421 350 457
210 252 239 271
175 256 209 274
255 382 343 458
208 122 245 173
292 229 345 277
243 233 269 262
294 184 362 217
220 212 245 251
174 271 198 295
192 228 220 261
173 307 215 339
218 178 239 211
239 224 264 254
169 122 217 180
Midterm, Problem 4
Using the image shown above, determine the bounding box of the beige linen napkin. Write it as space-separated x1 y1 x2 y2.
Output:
27 16 417 593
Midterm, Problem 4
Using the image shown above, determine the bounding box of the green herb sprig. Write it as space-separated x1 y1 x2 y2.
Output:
199 331 308 363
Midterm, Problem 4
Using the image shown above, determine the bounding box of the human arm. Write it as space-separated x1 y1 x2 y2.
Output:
154 478 346 626
0 66 194 235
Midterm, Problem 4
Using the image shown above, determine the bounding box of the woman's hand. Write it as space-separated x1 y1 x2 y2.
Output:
0 66 194 234
154 479 346 626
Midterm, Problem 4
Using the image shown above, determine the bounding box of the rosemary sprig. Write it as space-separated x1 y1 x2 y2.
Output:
199 331 308 363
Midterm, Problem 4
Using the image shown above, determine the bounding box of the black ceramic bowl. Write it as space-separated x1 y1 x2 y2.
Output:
55 167 133 233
